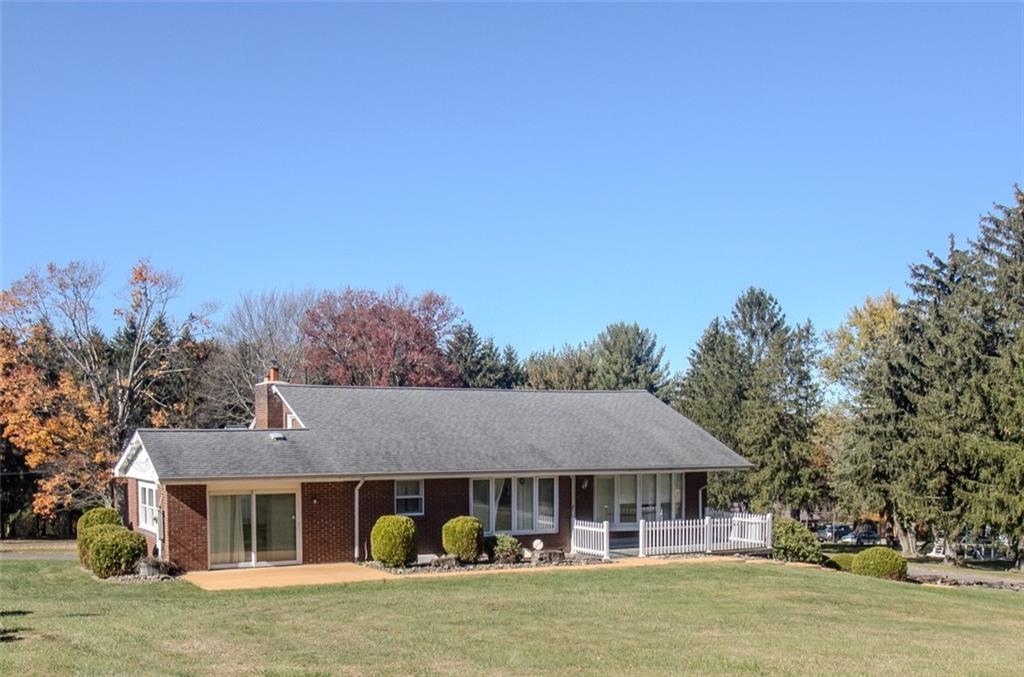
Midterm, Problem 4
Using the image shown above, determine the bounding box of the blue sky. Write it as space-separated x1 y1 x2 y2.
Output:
3 2 1021 370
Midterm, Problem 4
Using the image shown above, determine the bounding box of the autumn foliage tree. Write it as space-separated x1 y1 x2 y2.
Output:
0 260 207 516
303 287 461 386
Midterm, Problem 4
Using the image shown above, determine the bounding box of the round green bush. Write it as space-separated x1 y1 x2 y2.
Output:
77 523 125 566
827 553 856 572
491 533 522 564
76 507 121 562
370 515 417 567
442 516 483 563
772 517 823 564
851 546 907 581
88 527 146 578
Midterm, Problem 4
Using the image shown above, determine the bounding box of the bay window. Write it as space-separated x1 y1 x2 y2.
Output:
470 477 558 534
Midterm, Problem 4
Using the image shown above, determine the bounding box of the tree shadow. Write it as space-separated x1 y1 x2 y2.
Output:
0 610 31 642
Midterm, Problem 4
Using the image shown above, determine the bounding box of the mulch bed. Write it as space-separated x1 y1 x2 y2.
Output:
363 554 608 576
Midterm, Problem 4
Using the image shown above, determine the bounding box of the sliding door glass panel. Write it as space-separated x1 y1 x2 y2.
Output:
493 479 512 532
537 478 555 531
672 474 684 519
594 476 614 522
255 493 296 562
658 474 672 520
641 474 657 521
515 477 534 531
617 474 637 524
209 494 252 566
472 480 490 529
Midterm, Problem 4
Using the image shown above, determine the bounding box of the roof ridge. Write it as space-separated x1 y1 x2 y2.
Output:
274 384 652 394
137 427 299 433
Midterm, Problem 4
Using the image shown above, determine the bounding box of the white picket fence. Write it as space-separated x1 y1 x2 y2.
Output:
638 512 772 557
571 519 611 560
570 513 773 559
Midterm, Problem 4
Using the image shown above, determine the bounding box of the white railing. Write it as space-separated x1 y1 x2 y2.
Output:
638 513 772 557
571 518 610 560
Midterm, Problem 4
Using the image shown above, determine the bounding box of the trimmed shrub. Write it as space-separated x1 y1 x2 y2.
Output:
851 546 908 581
78 523 125 566
76 508 121 563
88 527 146 578
442 516 483 563
772 517 823 564
370 515 417 567
827 553 856 572
491 533 522 564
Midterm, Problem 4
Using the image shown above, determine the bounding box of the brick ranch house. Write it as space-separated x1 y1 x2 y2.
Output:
114 371 752 571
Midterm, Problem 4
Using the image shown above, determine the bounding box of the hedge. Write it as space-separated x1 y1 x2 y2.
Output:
370 515 417 567
78 523 125 567
771 517 822 564
76 507 122 563
851 546 908 581
442 516 482 563
88 527 147 578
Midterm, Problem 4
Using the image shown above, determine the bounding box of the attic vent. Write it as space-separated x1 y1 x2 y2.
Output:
268 432 287 441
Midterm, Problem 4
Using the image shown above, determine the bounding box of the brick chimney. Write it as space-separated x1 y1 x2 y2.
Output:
253 363 286 429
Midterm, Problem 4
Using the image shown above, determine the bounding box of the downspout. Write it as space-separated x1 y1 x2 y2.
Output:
353 479 366 561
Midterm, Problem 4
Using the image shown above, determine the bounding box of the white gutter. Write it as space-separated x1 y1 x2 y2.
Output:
353 478 366 561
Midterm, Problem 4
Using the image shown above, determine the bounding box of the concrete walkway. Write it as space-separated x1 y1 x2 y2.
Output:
182 555 745 591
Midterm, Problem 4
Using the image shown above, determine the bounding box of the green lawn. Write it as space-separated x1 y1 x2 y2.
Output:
2 560 1022 675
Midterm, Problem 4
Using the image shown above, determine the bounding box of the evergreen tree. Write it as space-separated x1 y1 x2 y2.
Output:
446 323 522 389
592 322 669 397
676 289 821 514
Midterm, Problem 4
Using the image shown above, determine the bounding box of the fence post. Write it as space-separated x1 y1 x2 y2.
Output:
766 513 774 550
602 520 611 561
570 518 576 554
638 519 646 557
704 515 712 554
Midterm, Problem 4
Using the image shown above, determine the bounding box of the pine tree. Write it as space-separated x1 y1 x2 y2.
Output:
592 322 669 397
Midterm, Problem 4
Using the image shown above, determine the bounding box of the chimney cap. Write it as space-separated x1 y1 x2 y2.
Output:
266 362 281 383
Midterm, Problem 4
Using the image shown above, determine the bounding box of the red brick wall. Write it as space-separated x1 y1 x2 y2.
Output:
253 383 285 429
165 485 207 571
685 471 708 519
301 482 353 563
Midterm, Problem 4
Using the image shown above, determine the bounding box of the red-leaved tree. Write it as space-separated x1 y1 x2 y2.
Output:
303 287 461 386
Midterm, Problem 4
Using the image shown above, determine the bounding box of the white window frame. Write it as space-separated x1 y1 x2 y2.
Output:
138 481 158 533
468 476 559 535
594 472 688 528
394 479 425 516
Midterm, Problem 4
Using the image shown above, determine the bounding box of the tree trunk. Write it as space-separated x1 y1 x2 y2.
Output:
1015 535 1024 572
892 518 919 558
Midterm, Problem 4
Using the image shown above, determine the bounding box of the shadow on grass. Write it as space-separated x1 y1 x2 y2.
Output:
0 610 32 642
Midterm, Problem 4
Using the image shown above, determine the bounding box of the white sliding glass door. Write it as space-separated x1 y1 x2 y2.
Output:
209 491 298 568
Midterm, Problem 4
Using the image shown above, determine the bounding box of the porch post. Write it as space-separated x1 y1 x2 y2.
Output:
602 520 610 561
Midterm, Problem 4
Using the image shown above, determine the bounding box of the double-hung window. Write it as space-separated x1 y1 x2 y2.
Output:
395 480 424 516
470 477 557 534
138 482 158 532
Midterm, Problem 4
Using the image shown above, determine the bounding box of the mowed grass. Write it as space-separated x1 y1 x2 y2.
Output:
2 560 1023 675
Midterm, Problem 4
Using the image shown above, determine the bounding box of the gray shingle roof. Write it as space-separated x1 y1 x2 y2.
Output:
133 386 750 481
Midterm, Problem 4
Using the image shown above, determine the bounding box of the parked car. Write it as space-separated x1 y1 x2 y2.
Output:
815 524 853 542
840 528 880 546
